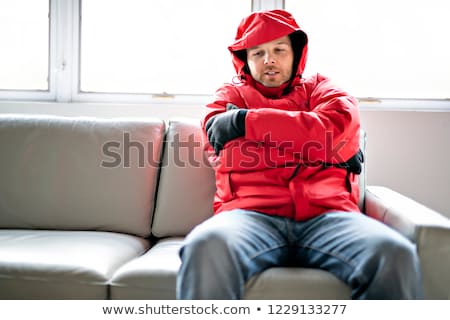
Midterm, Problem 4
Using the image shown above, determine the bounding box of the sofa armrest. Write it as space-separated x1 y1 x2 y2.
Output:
365 186 450 299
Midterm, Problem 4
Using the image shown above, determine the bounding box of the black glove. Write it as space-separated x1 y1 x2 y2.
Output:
226 102 239 111
205 108 247 155
325 149 364 173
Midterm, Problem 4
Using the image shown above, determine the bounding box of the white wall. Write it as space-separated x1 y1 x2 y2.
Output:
361 110 450 218
1 102 449 218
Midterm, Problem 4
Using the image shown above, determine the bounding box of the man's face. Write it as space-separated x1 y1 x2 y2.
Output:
246 35 294 87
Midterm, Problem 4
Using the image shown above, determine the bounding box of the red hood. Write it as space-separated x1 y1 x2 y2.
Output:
228 10 308 97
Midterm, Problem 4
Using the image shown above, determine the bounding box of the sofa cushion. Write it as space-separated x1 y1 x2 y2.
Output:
110 237 183 299
244 267 350 299
0 114 164 237
151 118 215 237
0 229 149 299
109 237 350 299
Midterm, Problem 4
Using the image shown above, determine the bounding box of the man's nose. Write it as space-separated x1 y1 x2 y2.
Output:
264 53 276 64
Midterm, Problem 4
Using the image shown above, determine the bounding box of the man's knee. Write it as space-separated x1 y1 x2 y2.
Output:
366 235 419 277
181 227 231 259
378 237 417 264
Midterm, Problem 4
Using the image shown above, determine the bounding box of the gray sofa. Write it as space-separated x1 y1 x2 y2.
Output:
0 114 449 299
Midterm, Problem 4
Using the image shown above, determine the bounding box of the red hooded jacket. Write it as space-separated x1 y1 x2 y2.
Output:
202 10 361 220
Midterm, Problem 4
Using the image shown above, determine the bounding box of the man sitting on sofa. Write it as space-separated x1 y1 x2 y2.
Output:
176 9 422 299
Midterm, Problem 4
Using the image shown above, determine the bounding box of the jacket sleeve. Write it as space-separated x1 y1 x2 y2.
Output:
244 74 360 164
200 84 247 154
200 84 246 130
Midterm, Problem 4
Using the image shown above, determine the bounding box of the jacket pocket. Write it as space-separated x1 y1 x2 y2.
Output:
304 167 349 209
289 166 351 219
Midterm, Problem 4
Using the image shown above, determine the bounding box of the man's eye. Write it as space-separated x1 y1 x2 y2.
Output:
252 51 263 56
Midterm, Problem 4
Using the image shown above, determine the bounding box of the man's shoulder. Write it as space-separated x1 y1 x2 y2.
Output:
211 82 250 107
298 73 347 96
300 73 331 86
214 81 257 98
218 81 251 90
214 82 241 97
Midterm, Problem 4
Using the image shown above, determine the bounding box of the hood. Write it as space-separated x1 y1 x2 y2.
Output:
228 10 308 95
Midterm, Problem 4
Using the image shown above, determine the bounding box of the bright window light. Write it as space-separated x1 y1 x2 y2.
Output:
0 0 49 91
285 0 450 99
80 0 251 95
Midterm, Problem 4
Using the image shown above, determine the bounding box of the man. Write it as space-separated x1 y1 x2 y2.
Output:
176 9 422 299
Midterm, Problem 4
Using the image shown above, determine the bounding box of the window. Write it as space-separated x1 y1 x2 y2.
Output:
0 0 449 106
285 0 450 99
79 0 251 95
0 0 49 91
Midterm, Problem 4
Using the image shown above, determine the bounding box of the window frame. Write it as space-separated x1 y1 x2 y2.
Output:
0 0 449 111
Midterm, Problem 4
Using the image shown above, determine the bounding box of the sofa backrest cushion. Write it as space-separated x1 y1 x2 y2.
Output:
151 118 215 237
0 114 164 237
152 120 367 237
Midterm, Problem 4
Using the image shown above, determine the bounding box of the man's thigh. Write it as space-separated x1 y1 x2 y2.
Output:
184 209 291 267
290 212 413 273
